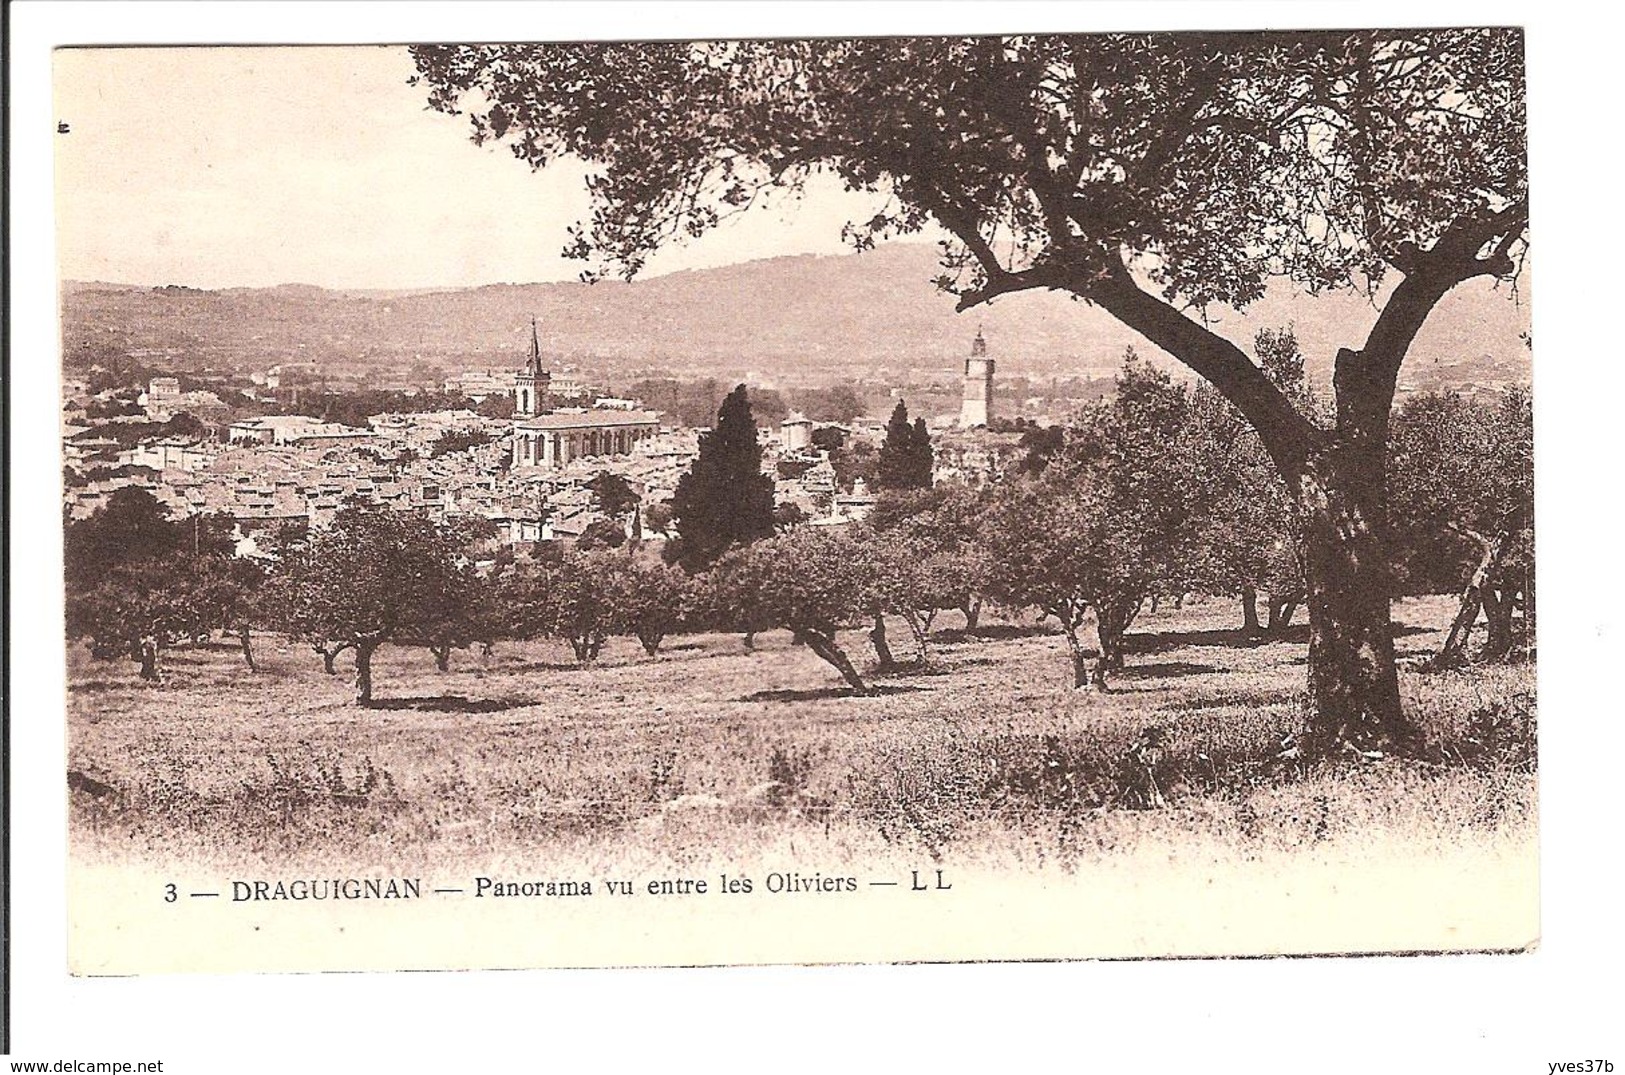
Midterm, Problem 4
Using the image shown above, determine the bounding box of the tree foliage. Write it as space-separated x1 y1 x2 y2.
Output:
827 436 879 494
498 549 693 661
475 393 517 419
413 33 1523 314
1185 328 1316 633
981 474 1105 689
983 357 1211 688
866 482 992 636
540 549 623 663
611 558 693 656
643 500 675 536
666 384 777 573
264 505 478 703
63 489 251 680
67 562 212 682
285 388 480 430
1390 389 1533 588
794 384 865 425
809 425 847 454
876 400 934 490
714 528 876 692
587 472 640 522
402 569 497 673
623 378 728 429
65 488 230 585
577 517 629 550
430 427 497 457
1390 388 1534 663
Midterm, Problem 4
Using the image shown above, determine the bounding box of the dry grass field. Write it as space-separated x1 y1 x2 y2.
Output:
66 594 1535 878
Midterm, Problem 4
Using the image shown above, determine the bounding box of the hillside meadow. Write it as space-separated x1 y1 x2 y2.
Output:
65 594 1536 884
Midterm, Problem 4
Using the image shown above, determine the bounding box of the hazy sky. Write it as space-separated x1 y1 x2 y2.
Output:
53 46 892 290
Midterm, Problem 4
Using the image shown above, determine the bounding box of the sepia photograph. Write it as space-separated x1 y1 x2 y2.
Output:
8 0 1621 1070
52 25 1542 972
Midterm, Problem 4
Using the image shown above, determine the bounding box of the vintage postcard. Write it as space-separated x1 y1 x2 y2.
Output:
54 29 1536 977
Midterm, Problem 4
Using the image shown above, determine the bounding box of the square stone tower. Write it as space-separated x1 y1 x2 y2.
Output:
959 329 995 428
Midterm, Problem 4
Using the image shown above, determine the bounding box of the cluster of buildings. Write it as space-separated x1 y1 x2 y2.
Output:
226 414 378 448
62 320 1012 554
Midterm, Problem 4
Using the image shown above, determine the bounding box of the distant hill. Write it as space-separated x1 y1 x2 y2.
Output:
61 243 1531 388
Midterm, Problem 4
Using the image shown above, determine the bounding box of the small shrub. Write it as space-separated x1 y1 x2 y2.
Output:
852 731 992 858
645 751 684 803
1432 691 1537 772
983 733 1111 812
766 746 813 807
242 744 399 829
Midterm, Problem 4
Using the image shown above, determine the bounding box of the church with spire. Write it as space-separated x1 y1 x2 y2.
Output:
509 318 661 469
514 317 552 418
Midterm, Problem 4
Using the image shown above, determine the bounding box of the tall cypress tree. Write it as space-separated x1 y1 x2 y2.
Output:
911 416 935 487
667 384 777 573
878 400 934 490
877 400 914 490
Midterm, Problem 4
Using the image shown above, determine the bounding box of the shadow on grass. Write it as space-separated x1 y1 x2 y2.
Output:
935 623 1057 644
1139 621 1434 652
363 694 532 714
68 679 138 693
1133 625 1309 653
741 684 928 703
171 640 250 657
1164 686 1299 711
494 660 598 674
1115 660 1226 680
872 656 997 679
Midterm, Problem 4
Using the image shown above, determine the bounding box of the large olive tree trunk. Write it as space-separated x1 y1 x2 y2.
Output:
315 641 353 675
1063 626 1090 689
1292 440 1417 757
569 634 604 663
1088 257 1482 759
1481 585 1516 662
1271 236 1502 757
962 596 982 632
895 607 931 666
1046 601 1093 689
987 203 1521 760
1266 590 1303 634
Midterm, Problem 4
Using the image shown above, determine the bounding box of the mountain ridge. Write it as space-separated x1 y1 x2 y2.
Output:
61 243 1531 387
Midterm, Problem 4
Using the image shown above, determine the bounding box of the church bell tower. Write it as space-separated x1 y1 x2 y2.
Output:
514 318 551 418
959 328 995 428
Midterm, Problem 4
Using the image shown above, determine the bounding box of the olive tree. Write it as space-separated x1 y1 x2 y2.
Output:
266 506 477 703
1390 388 1534 665
64 490 251 680
982 358 1208 689
714 528 876 693
610 556 692 656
